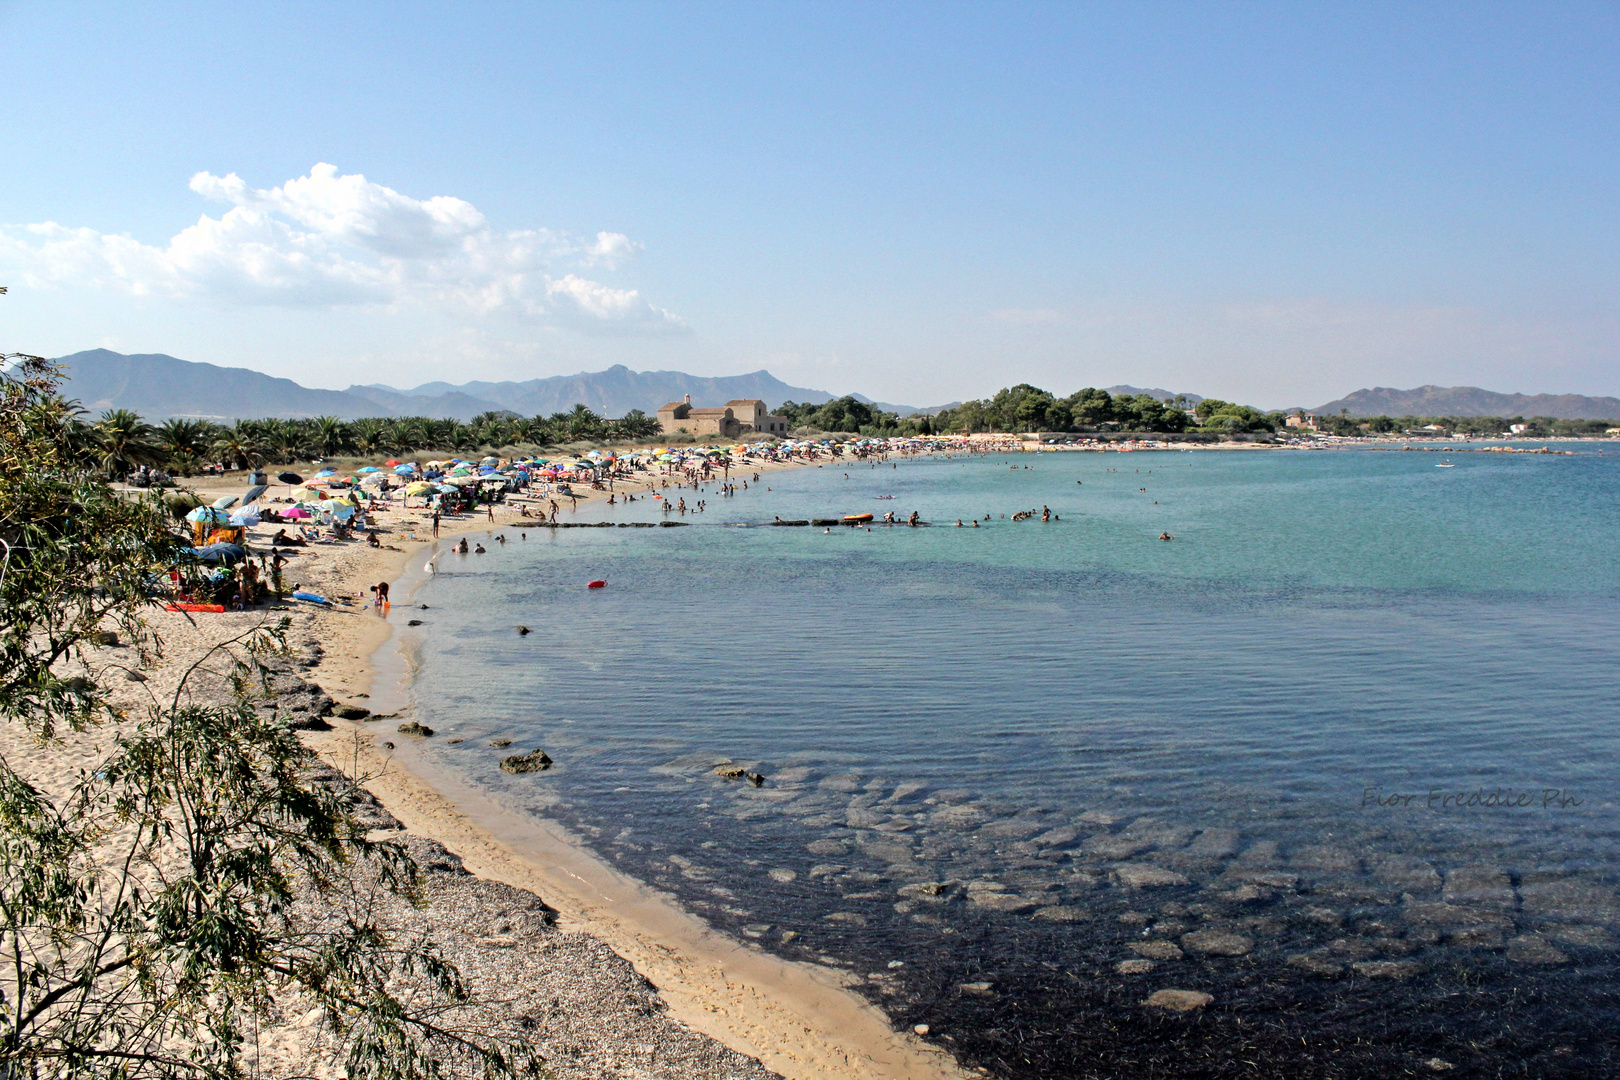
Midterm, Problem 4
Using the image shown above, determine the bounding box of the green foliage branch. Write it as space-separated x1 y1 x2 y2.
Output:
0 355 541 1078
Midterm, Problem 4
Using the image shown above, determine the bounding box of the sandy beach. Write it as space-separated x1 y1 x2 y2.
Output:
149 458 970 1080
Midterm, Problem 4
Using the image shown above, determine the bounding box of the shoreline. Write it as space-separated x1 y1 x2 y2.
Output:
189 459 970 1080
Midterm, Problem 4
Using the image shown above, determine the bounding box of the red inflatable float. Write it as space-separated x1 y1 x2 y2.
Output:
587 580 607 589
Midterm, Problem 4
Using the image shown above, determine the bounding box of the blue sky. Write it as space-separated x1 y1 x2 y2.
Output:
1 1 1616 408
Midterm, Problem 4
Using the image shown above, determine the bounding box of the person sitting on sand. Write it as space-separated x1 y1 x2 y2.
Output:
270 528 306 547
366 531 381 547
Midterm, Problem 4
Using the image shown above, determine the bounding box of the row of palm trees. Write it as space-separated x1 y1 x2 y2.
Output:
75 406 662 477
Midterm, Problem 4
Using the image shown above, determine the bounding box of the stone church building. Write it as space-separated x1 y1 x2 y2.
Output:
657 395 789 437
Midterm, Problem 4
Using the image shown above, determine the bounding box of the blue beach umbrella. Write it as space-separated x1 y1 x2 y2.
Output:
186 505 231 525
190 542 246 564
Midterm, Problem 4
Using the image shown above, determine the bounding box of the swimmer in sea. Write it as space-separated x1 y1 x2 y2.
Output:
457 538 469 554
474 543 486 553
1159 532 1173 541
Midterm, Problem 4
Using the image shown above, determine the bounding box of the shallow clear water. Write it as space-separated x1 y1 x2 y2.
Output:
394 447 1620 1078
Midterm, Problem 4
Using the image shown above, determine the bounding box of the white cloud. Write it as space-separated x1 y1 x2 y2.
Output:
0 164 685 334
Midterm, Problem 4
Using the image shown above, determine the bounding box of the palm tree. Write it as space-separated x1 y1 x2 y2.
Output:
212 420 266 471
154 418 218 474
614 409 660 440
352 418 388 456
267 419 305 464
95 409 155 479
563 403 604 441
310 416 350 459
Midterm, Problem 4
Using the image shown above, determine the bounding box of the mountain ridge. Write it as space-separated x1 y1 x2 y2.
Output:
48 351 918 422
1313 385 1620 420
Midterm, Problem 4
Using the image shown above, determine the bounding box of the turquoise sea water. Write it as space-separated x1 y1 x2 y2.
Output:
394 447 1620 1078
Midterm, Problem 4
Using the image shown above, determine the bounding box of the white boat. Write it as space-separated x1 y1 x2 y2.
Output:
1436 461 1455 468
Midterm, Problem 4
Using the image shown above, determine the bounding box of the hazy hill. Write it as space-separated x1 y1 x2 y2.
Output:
1104 384 1205 405
49 350 916 422
1314 385 1620 420
54 349 389 421
351 364 918 419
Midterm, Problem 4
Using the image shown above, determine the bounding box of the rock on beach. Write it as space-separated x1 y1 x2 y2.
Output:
501 749 554 774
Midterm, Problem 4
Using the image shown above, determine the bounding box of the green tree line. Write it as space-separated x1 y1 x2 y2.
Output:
1312 413 1616 438
775 388 1275 437
69 405 662 478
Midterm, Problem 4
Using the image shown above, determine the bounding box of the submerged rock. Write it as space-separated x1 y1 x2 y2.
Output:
500 749 553 774
1286 953 1346 977
397 721 433 737
1116 864 1191 889
1130 941 1183 960
1142 989 1212 1012
1032 905 1091 923
1351 960 1422 979
1116 959 1155 974
1181 930 1253 957
1506 934 1570 966
1442 866 1515 910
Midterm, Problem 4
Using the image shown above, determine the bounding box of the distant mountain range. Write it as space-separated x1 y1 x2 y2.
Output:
50 350 920 422
1313 385 1620 420
1103 384 1205 405
51 350 1618 424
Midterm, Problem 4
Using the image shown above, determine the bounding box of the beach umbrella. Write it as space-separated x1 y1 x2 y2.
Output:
314 468 336 477
323 501 357 521
356 466 380 473
185 505 230 525
434 483 458 493
228 507 261 527
277 471 303 485
385 459 402 466
405 480 435 494
243 484 268 504
211 495 240 509
393 465 415 476
190 542 246 565
282 506 311 519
